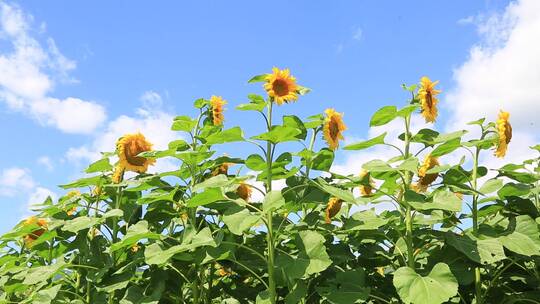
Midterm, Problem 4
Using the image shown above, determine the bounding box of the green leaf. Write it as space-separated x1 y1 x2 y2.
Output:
145 228 216 265
370 106 398 127
317 269 370 304
343 210 389 231
284 231 332 279
245 154 266 171
32 285 61 304
498 215 540 256
193 174 230 192
445 233 506 264
171 115 196 132
222 205 261 235
24 260 66 285
498 183 532 198
62 216 101 233
315 178 355 202
311 148 334 171
362 160 393 172
393 263 458 304
479 179 503 194
248 74 267 83
283 115 307 140
110 221 161 252
205 127 244 145
397 105 419 117
256 291 272 304
263 191 285 212
344 132 386 150
59 176 102 189
433 130 467 144
431 138 461 157
252 126 301 143
187 188 225 207
85 158 112 173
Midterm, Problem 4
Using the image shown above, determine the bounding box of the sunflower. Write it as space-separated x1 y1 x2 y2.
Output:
111 165 125 184
66 190 80 198
212 163 230 176
210 95 227 125
131 243 140 253
415 154 439 192
67 207 77 216
236 183 252 201
116 133 155 173
92 186 102 197
418 76 441 123
494 110 512 158
359 169 374 197
264 67 299 105
325 197 343 224
23 216 48 245
323 108 347 150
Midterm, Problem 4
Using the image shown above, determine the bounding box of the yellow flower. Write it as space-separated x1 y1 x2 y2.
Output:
210 95 227 126
418 76 441 123
416 154 440 192
131 244 140 253
359 169 374 197
66 190 80 198
323 108 347 150
212 163 230 176
217 266 232 277
236 183 252 202
376 267 385 277
23 216 48 245
92 186 102 197
111 165 125 184
116 133 155 173
264 67 299 105
325 197 343 224
67 207 77 216
494 110 512 158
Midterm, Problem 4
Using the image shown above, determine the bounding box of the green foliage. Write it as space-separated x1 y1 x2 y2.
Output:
1 72 539 304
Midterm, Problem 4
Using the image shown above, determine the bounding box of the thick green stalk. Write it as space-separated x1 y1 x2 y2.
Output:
265 101 277 304
403 115 415 269
471 147 483 303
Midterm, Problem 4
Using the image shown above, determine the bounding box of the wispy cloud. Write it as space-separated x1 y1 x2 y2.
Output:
0 2 106 134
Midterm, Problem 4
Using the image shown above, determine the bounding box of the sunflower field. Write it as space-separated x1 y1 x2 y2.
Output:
0 68 539 304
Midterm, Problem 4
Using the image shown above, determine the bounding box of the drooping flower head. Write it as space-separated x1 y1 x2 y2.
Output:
418 76 441 123
116 133 156 173
23 216 48 245
210 95 227 126
323 108 347 150
325 197 343 224
264 67 299 105
236 182 252 202
212 163 230 177
359 169 374 197
112 165 125 184
494 110 512 158
415 154 440 192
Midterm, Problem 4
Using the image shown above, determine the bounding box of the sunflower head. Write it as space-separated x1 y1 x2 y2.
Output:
416 154 440 192
264 67 299 105
23 216 48 244
112 165 125 184
359 169 374 197
323 108 347 150
325 197 343 224
494 110 512 158
236 183 252 202
212 163 230 177
210 95 227 126
418 76 441 123
116 133 156 173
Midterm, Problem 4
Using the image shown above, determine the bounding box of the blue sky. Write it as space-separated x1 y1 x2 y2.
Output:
2 0 539 233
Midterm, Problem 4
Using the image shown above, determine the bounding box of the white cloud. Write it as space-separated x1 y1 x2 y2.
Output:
445 0 540 135
445 0 540 169
0 2 106 134
37 156 53 171
140 90 163 109
0 167 35 196
66 92 180 173
26 186 56 211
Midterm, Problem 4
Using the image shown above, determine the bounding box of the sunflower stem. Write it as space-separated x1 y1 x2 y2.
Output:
403 114 415 269
265 100 277 304
471 145 483 304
